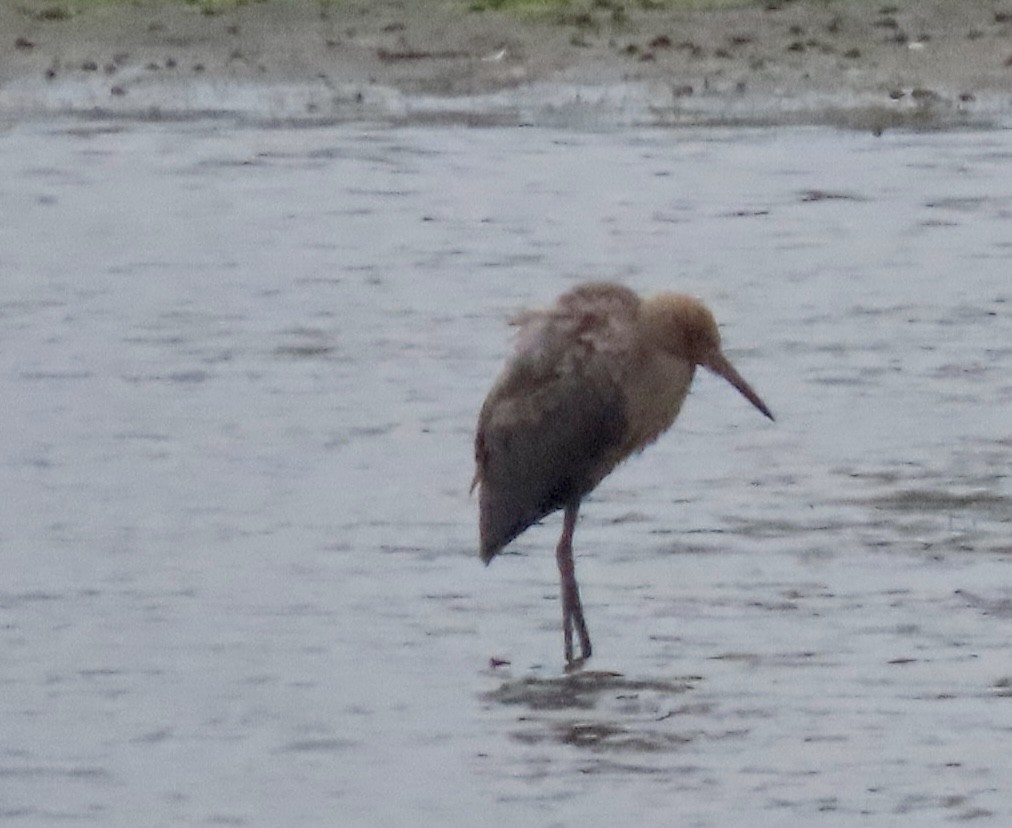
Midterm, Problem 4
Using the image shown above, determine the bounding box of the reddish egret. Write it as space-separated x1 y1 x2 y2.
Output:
472 282 773 666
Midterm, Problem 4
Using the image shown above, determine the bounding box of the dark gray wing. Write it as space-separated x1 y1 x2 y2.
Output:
475 373 627 563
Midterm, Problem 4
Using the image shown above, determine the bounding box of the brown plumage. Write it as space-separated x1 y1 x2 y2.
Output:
473 282 774 666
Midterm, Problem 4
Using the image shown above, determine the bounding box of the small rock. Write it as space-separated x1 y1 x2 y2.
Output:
15 36 35 50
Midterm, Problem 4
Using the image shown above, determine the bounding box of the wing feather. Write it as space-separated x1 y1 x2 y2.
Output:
474 283 639 562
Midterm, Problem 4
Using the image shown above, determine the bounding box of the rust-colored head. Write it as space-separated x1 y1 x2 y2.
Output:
641 293 774 421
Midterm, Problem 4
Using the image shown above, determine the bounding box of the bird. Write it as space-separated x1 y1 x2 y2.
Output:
472 282 773 667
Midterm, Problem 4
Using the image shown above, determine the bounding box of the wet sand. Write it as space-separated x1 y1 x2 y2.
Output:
5 0 1012 127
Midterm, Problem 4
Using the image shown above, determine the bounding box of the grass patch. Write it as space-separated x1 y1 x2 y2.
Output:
467 0 569 11
465 0 760 12
181 0 267 15
16 0 266 20
17 0 762 23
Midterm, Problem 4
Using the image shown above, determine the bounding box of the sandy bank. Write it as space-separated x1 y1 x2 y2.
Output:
4 0 1012 128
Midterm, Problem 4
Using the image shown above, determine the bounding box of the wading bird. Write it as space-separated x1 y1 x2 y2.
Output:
472 282 773 666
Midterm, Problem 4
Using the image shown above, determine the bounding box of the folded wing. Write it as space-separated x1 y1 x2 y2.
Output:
475 284 639 563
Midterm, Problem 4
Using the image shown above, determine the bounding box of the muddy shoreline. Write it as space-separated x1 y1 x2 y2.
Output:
4 0 1012 128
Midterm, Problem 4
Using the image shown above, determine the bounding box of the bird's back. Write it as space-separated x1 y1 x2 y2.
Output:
474 284 640 562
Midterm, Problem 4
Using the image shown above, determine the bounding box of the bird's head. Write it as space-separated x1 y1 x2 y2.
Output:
641 293 774 421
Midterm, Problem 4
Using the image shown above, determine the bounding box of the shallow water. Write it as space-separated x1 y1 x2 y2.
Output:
1 119 1010 826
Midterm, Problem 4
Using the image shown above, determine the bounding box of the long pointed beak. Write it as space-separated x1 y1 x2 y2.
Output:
704 350 775 421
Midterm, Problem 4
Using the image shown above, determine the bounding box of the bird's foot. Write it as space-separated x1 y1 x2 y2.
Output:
563 654 590 674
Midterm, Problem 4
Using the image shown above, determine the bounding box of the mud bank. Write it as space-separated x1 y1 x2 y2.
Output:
4 0 1012 127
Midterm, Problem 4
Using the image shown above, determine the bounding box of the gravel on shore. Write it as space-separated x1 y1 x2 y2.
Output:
4 0 1012 128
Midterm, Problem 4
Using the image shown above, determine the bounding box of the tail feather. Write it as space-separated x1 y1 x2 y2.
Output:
478 483 546 564
478 471 581 564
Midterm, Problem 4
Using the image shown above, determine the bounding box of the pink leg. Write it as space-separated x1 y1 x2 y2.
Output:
556 502 592 665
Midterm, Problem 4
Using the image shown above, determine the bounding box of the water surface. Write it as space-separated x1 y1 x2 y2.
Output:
1 120 1010 826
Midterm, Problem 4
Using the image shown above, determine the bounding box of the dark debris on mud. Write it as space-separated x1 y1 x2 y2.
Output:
482 670 697 711
518 720 696 753
483 671 715 756
866 488 1012 517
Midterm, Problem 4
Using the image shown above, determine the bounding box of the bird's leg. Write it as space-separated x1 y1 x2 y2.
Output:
556 502 592 666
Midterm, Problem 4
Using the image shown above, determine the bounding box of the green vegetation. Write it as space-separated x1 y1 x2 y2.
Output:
465 0 758 12
462 0 758 44
182 0 256 14
15 0 765 23
15 0 265 19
